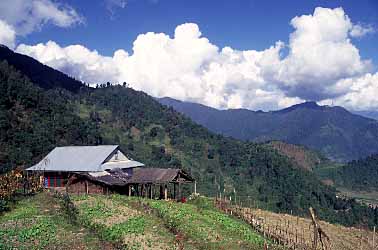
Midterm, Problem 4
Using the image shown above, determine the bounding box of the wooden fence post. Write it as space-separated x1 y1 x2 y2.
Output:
373 226 376 249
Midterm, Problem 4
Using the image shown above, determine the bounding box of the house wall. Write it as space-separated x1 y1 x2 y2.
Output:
107 150 128 162
43 172 68 188
66 177 107 194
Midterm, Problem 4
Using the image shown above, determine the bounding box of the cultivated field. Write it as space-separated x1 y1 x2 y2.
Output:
216 200 378 250
0 191 286 249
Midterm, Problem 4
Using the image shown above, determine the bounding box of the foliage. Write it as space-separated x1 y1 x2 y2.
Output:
0 60 101 173
159 97 378 162
1 52 377 227
146 198 273 249
0 168 42 213
71 195 182 249
337 154 378 190
0 193 108 250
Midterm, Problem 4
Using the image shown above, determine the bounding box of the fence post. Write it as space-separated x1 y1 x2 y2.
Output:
359 231 362 250
374 226 376 249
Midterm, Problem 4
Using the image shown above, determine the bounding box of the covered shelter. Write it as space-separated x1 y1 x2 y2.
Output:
67 168 194 200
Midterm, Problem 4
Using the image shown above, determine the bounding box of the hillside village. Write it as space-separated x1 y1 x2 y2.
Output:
1 1 378 249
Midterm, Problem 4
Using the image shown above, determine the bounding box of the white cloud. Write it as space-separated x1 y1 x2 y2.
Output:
17 41 120 84
264 7 372 100
14 7 378 112
0 20 16 48
321 73 378 111
350 24 375 37
0 0 83 35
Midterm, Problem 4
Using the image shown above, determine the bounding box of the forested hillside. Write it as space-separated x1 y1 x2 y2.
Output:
158 97 378 162
332 154 378 190
0 61 100 173
0 49 377 227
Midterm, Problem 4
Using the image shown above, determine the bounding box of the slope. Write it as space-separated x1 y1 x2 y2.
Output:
0 61 100 173
0 49 376 226
158 97 378 162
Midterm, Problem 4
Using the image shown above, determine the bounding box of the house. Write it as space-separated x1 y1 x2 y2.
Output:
26 145 195 200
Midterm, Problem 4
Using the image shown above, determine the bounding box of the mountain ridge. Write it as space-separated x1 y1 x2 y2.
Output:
158 97 378 162
0 45 85 92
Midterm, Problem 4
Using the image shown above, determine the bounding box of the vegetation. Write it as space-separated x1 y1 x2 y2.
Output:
146 197 271 249
71 194 196 249
0 61 100 173
0 193 112 250
1 48 378 227
71 194 284 250
232 204 378 250
336 154 378 190
159 97 378 162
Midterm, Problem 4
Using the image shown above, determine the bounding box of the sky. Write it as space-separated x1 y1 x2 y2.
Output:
0 0 378 112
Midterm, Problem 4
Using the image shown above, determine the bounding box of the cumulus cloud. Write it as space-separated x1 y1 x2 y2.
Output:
0 20 16 48
17 41 120 84
0 0 84 35
264 7 372 100
14 7 378 111
321 73 378 111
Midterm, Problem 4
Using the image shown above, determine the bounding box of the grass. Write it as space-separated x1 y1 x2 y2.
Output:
71 194 281 250
337 187 378 207
144 196 276 250
0 192 113 250
1 193 286 250
243 207 377 250
71 194 188 250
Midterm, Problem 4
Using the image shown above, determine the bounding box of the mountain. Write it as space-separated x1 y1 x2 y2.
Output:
354 110 378 121
0 45 85 92
1 47 377 227
158 97 378 162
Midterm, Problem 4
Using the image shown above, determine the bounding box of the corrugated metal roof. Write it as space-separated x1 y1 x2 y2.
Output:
26 145 144 172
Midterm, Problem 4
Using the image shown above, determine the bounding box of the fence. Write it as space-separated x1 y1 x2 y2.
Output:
215 198 377 250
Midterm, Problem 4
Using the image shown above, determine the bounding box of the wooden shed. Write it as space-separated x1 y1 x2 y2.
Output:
67 168 195 200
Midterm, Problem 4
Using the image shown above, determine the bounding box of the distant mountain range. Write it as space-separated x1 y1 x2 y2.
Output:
353 111 378 121
158 97 378 162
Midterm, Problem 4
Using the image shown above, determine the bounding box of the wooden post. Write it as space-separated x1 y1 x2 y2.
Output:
309 207 330 250
164 184 168 200
194 181 197 194
178 182 181 200
373 226 376 249
359 231 362 250
85 180 89 194
150 184 153 199
173 183 176 200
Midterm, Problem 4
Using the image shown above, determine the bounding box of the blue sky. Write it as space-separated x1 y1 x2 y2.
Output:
0 0 378 112
20 0 378 63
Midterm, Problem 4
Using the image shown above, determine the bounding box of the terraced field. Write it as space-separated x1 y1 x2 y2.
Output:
0 193 113 250
71 194 283 250
0 192 285 250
